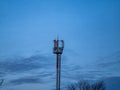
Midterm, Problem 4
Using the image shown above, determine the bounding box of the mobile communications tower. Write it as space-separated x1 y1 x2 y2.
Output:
53 39 64 90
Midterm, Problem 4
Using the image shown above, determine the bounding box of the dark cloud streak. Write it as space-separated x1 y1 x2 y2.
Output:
9 76 43 85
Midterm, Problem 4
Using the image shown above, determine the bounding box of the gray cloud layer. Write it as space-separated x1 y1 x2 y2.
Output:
0 51 120 88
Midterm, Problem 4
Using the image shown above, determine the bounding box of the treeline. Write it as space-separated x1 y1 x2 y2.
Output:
67 80 105 90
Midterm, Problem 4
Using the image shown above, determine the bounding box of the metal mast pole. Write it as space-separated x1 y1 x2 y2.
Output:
57 54 61 90
56 54 59 90
53 39 64 90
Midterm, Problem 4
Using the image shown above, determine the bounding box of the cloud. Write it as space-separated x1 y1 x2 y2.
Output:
1 50 120 89
9 76 43 85
96 50 120 68
0 54 55 74
0 53 56 86
59 51 120 82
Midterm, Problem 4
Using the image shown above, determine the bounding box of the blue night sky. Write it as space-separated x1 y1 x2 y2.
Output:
0 0 120 90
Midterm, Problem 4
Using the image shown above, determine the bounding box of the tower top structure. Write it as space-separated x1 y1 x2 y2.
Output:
53 39 64 54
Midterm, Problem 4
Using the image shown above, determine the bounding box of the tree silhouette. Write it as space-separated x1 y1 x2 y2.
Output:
77 80 90 90
67 83 76 90
67 80 105 90
92 81 105 90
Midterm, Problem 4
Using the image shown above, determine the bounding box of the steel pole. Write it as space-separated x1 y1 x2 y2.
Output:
56 54 61 90
56 54 59 90
58 54 61 90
